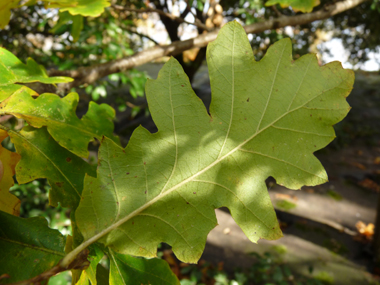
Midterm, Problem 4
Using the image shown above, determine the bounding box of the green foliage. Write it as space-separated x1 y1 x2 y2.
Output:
265 0 320 12
276 200 297 211
9 126 96 208
0 48 72 100
50 11 84 42
0 20 353 284
0 90 119 158
108 250 180 285
47 0 111 17
0 0 110 29
0 211 66 284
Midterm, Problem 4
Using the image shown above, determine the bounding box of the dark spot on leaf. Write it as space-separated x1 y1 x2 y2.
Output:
186 202 189 204
244 118 247 120
126 172 129 175
247 98 250 102
193 192 196 194
132 222 134 225
181 84 184 87
144 162 146 165
122 150 126 153
91 191 93 194
135 176 137 178
55 182 64 187
116 202 119 205
145 191 147 194
314 145 316 147
66 157 71 162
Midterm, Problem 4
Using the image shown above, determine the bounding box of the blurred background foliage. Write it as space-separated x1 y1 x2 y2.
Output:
1 1 379 106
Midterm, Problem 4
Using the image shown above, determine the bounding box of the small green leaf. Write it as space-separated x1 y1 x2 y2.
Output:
265 0 320 12
108 250 180 285
1 89 119 158
0 211 66 283
71 14 84 42
50 11 72 34
9 126 96 208
76 245 104 285
47 0 111 17
0 48 73 97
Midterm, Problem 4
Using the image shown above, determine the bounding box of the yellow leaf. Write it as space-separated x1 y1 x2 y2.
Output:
0 129 21 216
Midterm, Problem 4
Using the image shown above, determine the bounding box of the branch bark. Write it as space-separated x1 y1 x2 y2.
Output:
112 5 210 32
50 0 368 93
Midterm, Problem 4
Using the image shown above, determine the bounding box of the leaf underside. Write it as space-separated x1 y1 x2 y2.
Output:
75 21 353 263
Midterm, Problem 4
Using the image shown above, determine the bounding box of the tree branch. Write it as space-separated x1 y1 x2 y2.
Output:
51 0 368 93
112 5 210 32
127 28 159 45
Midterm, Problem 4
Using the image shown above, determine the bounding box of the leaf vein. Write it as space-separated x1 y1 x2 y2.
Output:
192 180 272 228
137 213 192 247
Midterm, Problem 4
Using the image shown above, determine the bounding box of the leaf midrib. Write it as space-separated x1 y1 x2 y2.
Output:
65 83 339 266
0 236 65 256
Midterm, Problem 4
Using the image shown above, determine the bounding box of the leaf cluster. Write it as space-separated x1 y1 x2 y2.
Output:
0 6 354 285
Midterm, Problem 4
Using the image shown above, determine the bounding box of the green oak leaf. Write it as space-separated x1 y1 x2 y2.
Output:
0 48 73 99
108 250 180 285
75 21 353 263
0 89 119 158
265 0 320 13
9 126 96 208
0 84 38 102
0 211 66 284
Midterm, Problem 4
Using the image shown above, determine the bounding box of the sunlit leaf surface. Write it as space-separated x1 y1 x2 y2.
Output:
75 21 353 263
